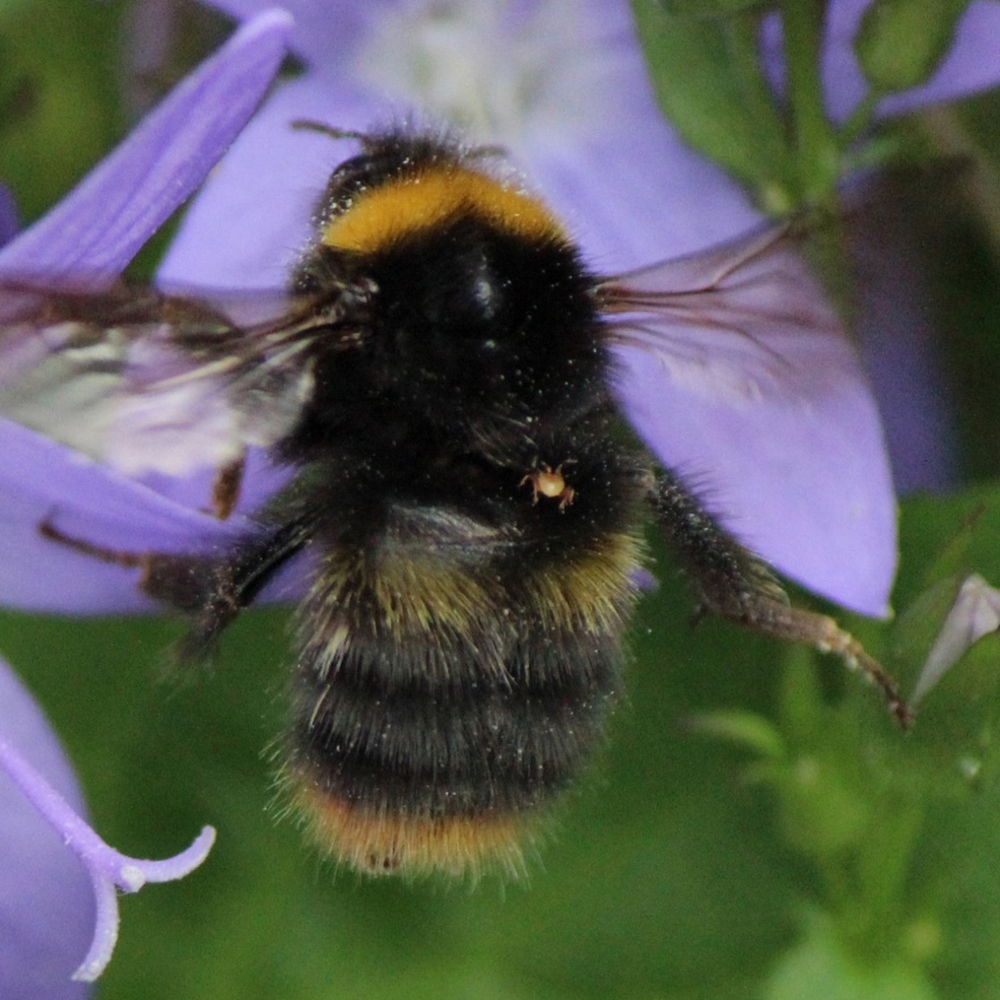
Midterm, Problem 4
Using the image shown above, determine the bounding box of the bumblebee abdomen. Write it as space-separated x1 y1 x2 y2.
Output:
283 524 643 879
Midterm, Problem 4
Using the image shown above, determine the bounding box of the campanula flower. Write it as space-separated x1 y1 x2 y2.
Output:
0 10 291 987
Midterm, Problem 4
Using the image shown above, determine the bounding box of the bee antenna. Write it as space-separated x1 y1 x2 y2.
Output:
290 120 368 143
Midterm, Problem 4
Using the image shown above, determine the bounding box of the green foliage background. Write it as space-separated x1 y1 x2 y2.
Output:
4 2 1000 998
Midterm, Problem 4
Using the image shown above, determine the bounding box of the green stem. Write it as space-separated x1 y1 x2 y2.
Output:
780 0 839 207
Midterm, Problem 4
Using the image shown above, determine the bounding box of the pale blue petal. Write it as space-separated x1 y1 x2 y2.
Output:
616 341 896 617
0 660 92 999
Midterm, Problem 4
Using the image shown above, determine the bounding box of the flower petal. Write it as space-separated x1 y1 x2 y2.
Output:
526 135 760 273
850 192 959 492
0 9 298 615
160 0 760 279
876 0 1000 117
0 419 252 612
0 8 293 280
158 74 378 287
0 660 92 999
159 0 897 617
0 684 217 982
616 340 896 617
913 573 1000 703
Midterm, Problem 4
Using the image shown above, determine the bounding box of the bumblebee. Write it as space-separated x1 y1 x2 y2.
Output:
0 127 909 879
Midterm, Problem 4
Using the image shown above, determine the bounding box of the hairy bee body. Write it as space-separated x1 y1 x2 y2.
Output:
251 131 649 876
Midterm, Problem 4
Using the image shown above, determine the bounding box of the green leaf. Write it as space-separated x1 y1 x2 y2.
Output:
855 0 970 95
771 751 872 856
630 0 795 202
895 484 1000 611
689 708 787 759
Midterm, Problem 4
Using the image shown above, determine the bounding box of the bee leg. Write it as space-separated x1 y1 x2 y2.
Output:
38 515 231 614
649 469 913 727
160 518 311 663
39 517 148 569
39 514 308 663
208 453 246 520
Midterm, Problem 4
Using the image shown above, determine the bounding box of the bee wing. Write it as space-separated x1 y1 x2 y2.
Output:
600 223 896 616
0 280 318 612
0 416 255 613
0 280 316 478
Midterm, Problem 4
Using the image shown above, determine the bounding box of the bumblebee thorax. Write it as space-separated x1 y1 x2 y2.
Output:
296 135 608 442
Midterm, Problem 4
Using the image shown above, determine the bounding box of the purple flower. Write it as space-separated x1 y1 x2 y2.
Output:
1 648 216 991
849 189 961 494
0 1 995 982
3 0 993 624
817 0 1000 121
2 0 996 621
0 184 18 248
0 658 92 999
761 0 1000 496
0 9 293 613
0 669 215 983
0 9 292 985
156 0 999 617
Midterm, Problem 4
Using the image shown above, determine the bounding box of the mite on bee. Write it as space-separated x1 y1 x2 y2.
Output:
520 461 576 509
0 125 911 880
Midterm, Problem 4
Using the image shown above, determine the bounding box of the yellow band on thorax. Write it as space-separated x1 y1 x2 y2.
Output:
321 165 564 254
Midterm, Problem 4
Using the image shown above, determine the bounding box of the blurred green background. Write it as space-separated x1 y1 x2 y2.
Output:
4 2 1000 998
